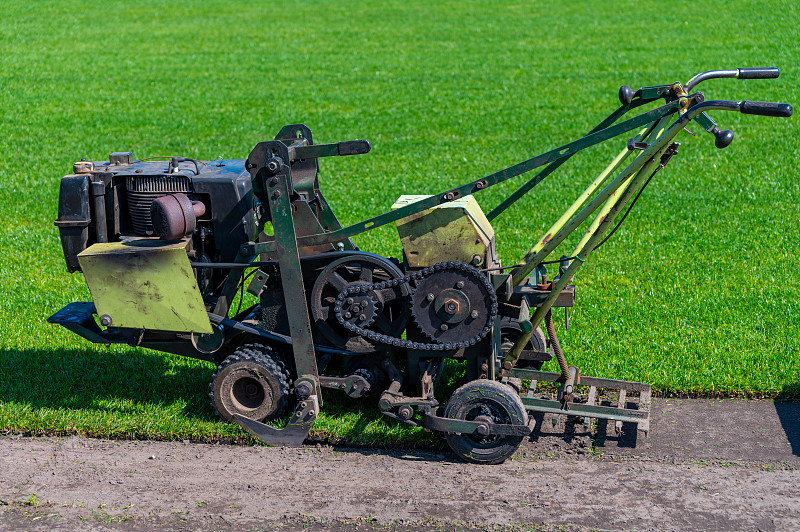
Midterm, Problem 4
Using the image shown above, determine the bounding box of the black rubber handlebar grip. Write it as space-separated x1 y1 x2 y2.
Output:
338 140 372 155
738 67 780 79
740 101 793 117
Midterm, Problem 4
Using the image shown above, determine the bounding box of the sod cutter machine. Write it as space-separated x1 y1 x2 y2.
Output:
50 67 791 463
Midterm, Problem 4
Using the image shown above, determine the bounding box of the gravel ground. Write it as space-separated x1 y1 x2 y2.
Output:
1 398 798 531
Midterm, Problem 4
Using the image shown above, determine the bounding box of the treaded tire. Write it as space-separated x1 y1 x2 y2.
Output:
209 343 292 423
443 380 528 465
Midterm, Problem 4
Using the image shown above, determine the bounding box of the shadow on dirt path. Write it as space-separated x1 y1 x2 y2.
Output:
585 397 800 465
774 386 800 458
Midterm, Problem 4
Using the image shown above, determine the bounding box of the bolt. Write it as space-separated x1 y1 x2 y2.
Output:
426 293 435 302
359 314 366 321
266 157 281 174
440 324 449 331
443 192 454 201
300 402 307 409
295 382 312 400
269 176 279 185
272 190 282 198
476 424 489 436
344 312 352 319
99 314 113 327
456 281 464 289
443 300 458 315
470 311 479 319
346 298 354 305
472 255 482 266
398 405 414 420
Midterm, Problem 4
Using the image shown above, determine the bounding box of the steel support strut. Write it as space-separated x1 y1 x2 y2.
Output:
242 100 685 256
233 140 322 447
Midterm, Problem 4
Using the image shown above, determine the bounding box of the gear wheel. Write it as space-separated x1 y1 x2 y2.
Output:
311 253 409 353
411 263 496 344
339 292 378 329
209 343 293 423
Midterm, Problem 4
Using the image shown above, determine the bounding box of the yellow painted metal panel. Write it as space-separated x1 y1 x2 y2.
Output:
392 195 494 267
77 238 212 333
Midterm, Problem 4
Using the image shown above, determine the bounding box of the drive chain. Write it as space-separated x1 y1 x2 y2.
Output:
334 261 497 351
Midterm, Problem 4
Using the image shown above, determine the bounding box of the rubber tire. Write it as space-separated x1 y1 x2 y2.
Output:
443 380 528 464
209 344 291 423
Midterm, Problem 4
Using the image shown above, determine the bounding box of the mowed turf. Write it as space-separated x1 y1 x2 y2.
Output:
1 0 798 444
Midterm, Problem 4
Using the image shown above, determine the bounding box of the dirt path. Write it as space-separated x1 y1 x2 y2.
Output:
1 398 798 531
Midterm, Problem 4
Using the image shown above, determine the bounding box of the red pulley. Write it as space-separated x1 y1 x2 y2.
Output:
150 193 206 240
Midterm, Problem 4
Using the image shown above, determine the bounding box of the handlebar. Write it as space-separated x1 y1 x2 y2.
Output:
685 67 780 91
739 100 793 117
737 67 780 80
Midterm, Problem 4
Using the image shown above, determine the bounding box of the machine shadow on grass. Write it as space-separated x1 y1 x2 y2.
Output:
0 346 436 446
0 347 218 421
775 385 800 457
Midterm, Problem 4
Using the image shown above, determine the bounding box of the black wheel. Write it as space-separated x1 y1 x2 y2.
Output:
500 316 547 370
209 343 292 423
310 254 409 353
443 380 528 464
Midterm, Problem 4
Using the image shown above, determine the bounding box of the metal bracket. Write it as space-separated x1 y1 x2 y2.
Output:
319 374 371 398
233 394 319 447
422 413 533 437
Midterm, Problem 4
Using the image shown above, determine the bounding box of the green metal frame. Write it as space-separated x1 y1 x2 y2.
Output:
228 71 791 444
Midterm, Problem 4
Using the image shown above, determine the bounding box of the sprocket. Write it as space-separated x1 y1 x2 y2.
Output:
334 261 497 351
411 263 496 344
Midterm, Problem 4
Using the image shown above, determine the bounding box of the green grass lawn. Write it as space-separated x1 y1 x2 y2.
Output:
1 0 798 444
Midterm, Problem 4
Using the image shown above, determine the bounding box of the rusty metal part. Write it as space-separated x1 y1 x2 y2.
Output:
234 394 319 447
558 365 579 409
73 160 93 174
513 284 574 308
318 373 372 398
392 194 494 268
310 254 409 353
545 309 570 380
209 344 292 423
507 367 652 434
150 193 206 241
335 261 497 351
412 266 493 343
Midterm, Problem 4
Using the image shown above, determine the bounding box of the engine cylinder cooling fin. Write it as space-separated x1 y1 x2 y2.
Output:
125 176 192 235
